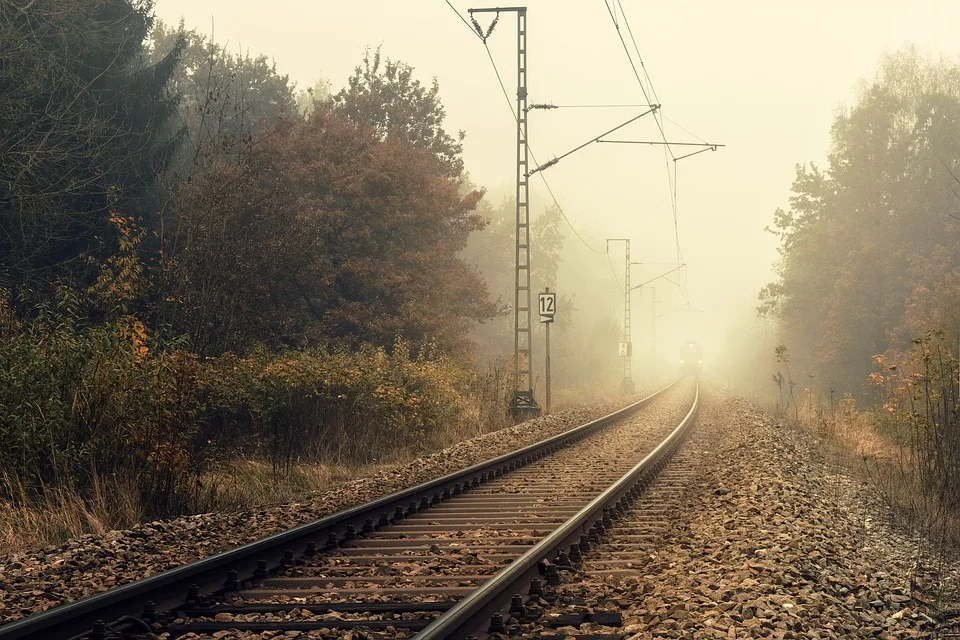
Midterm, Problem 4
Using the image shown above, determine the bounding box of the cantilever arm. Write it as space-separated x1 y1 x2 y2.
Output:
528 107 659 176
631 264 685 291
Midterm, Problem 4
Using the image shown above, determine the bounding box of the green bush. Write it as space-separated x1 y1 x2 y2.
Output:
202 340 471 471
0 291 473 517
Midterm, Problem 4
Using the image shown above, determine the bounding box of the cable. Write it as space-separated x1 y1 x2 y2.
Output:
482 42 607 256
603 2 669 157
606 23 654 108
444 0 482 39
483 42 513 113
528 108 657 176
663 114 709 145
619 1 663 110
604 1 690 298
536 174 607 255
617 0 688 285
606 251 624 293
551 103 654 109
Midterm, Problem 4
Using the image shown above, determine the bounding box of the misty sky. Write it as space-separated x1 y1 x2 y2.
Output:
153 0 960 365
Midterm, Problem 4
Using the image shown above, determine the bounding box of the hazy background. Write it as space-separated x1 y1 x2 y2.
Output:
152 0 960 377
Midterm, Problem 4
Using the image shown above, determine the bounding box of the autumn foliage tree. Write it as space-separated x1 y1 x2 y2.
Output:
761 49 960 393
146 20 298 178
159 44 498 357
164 107 497 356
334 47 465 179
0 2 517 529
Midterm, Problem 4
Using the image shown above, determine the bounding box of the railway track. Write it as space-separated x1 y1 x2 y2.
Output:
0 379 699 640
509 401 714 639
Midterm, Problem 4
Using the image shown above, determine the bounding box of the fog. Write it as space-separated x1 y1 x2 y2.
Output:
153 0 960 394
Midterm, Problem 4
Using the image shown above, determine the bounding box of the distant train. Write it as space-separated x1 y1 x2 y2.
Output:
679 341 703 374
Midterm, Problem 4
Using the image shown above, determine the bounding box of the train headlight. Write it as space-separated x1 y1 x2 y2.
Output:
679 359 685 364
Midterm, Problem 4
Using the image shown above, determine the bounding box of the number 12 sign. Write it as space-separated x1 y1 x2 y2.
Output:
538 291 556 323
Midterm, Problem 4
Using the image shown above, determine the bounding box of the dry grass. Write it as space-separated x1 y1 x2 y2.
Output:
0 471 143 552
0 459 395 553
0 379 608 554
0 418 516 553
0 457 406 553
797 395 899 461
791 389 960 547
193 459 393 513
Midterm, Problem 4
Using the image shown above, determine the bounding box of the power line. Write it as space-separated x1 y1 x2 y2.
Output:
598 140 722 148
536 174 607 256
606 251 624 293
619 1 663 112
528 108 658 176
663 114 709 145
604 1 692 298
550 103 654 109
616 0 690 287
482 42 607 256
444 0 481 39
603 0 670 158
620 31 698 306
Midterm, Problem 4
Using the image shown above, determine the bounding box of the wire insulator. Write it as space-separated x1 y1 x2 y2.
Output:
470 15 485 41
485 12 500 39
528 157 559 176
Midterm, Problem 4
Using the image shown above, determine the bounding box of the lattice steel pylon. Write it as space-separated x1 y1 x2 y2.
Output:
472 6 540 419
608 238 634 394
511 8 539 418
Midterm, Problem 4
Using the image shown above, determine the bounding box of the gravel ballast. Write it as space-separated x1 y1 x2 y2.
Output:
164 381 699 639
517 389 947 639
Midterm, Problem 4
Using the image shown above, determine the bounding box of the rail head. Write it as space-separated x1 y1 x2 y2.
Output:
0 379 682 640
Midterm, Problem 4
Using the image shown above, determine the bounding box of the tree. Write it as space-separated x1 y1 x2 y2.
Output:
461 197 568 361
762 48 960 394
297 78 333 116
334 47 465 179
0 0 181 298
146 20 298 177
164 107 498 356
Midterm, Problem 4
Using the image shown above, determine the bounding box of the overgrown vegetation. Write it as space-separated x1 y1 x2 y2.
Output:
865 336 960 547
763 49 960 587
0 1 525 549
0 293 485 513
779 338 960 608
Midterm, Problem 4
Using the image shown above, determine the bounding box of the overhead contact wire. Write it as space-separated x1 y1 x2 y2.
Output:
616 0 685 278
606 0 689 297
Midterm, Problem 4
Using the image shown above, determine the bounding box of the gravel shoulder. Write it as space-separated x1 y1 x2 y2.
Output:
0 387 666 625
534 388 946 639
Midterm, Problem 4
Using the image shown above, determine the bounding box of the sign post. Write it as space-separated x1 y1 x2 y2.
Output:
538 288 556 414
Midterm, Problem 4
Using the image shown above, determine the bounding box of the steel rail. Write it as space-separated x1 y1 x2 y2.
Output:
416 381 700 639
0 379 682 640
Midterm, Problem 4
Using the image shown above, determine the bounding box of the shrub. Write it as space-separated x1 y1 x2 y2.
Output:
201 340 473 471
0 294 208 515
0 292 478 520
